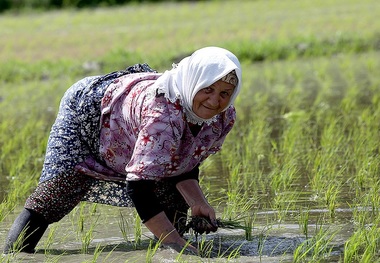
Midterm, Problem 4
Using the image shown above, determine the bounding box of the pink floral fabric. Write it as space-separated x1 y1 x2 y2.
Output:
95 72 236 181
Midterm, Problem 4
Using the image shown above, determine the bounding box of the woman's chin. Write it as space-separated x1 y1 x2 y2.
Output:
196 113 216 119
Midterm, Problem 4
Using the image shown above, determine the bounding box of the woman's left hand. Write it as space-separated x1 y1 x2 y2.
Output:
176 179 219 233
191 203 218 233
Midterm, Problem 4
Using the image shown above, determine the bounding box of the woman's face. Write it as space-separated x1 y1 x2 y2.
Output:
192 80 235 119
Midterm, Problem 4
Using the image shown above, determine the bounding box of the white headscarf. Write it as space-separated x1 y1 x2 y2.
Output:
154 46 242 125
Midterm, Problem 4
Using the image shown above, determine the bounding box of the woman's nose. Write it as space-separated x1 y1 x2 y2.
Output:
208 93 219 106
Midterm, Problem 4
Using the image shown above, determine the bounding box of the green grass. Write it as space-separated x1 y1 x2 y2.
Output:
1 0 380 261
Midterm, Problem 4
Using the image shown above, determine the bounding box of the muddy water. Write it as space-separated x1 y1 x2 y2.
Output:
0 162 353 262
0 205 350 262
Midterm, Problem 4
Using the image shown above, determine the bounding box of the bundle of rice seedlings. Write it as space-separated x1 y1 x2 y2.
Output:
180 216 249 236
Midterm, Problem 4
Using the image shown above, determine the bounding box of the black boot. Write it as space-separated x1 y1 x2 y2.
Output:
3 208 49 254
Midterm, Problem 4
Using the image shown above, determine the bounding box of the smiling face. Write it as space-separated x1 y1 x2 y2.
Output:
192 80 235 119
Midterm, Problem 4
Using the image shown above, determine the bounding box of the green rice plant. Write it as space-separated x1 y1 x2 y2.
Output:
182 216 251 242
269 161 300 194
0 228 26 258
133 211 142 248
84 243 119 263
225 244 243 261
89 244 103 263
293 221 338 263
89 203 98 215
257 231 267 260
324 184 340 221
244 214 255 241
366 183 380 216
348 108 380 193
351 182 380 229
344 222 380 263
198 236 217 258
100 245 119 263
191 235 242 259
350 205 367 231
44 223 58 253
80 215 99 254
271 192 299 224
0 0 374 67
222 187 257 229
144 239 161 263
0 200 14 222
118 210 132 243
221 163 258 224
77 204 86 233
74 202 100 254
298 208 310 240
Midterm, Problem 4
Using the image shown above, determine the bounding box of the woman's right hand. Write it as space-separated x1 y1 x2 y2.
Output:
162 236 199 255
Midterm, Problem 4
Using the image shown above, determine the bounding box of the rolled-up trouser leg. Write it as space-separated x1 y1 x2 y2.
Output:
154 180 190 235
3 208 48 254
127 179 190 235
3 172 94 254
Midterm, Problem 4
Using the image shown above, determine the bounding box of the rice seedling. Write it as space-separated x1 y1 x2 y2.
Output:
133 211 142 248
144 239 161 263
257 231 267 260
70 202 100 254
298 208 310 240
197 237 216 258
244 214 255 241
344 222 380 263
293 220 338 263
80 225 95 254
225 245 243 261
271 191 300 225
118 210 132 243
217 162 259 234
80 216 99 254
89 244 103 263
99 245 119 263
324 184 341 221
43 224 58 253
0 201 14 223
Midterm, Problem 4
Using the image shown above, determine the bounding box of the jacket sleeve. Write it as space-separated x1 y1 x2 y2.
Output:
127 165 199 223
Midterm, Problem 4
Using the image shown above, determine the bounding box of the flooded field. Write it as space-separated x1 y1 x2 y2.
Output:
0 162 360 262
0 205 352 262
1 0 380 261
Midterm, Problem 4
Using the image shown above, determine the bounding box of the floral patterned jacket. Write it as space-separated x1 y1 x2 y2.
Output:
80 73 236 181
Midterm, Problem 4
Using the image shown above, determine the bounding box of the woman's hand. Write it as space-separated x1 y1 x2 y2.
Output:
144 211 199 255
176 179 218 234
191 203 218 234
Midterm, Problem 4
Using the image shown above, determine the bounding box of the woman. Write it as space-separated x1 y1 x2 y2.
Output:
3 46 242 255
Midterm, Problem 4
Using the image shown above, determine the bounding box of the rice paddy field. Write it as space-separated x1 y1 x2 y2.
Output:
1 0 380 262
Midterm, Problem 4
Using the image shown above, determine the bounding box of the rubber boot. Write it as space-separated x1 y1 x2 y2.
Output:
3 208 49 254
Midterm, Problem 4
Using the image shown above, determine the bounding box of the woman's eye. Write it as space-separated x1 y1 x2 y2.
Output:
221 91 231 98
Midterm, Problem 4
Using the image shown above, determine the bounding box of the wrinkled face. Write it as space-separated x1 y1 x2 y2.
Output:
192 80 235 119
